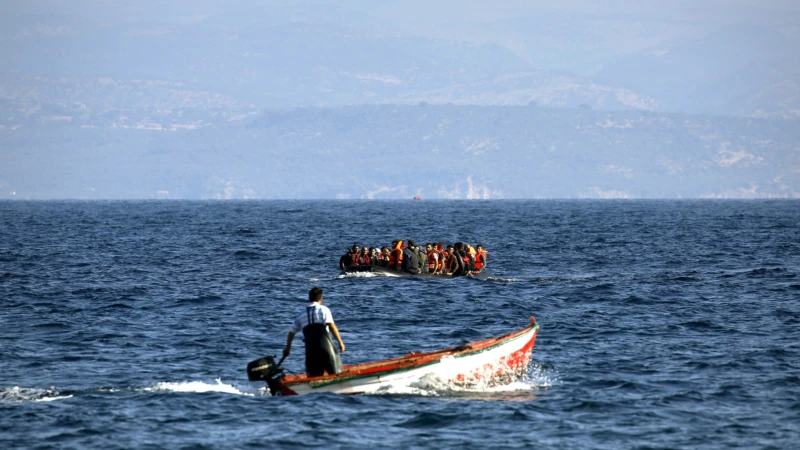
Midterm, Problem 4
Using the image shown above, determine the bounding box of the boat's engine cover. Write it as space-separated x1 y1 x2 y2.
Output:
247 355 287 395
247 356 281 381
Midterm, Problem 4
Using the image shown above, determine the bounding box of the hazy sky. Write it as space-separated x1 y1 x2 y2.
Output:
4 0 797 75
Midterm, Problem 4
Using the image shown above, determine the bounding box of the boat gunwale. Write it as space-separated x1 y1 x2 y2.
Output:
341 264 493 279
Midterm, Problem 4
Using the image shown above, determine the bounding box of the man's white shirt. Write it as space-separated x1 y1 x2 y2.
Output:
290 303 334 334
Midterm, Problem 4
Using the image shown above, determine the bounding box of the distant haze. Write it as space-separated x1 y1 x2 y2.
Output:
1 1 798 199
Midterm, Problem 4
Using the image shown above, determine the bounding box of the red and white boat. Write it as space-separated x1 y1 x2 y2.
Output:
247 317 539 396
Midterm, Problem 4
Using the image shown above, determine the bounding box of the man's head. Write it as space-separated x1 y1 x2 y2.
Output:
351 245 359 253
309 287 323 303
408 240 416 248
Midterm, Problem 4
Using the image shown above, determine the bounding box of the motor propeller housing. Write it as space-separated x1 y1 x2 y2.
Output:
246 355 286 395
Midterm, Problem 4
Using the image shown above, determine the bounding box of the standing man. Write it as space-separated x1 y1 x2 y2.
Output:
283 287 346 377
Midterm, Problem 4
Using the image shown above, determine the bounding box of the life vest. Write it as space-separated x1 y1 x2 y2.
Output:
436 244 446 272
388 242 404 269
427 249 438 270
474 250 487 270
357 253 371 265
462 251 473 268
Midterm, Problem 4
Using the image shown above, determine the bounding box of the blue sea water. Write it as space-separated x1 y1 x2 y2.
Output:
1 200 798 449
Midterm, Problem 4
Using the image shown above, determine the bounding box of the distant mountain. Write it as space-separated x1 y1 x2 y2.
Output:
595 24 800 118
2 104 797 199
0 9 656 111
3 2 799 117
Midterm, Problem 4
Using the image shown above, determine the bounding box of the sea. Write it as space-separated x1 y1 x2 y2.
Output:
1 200 798 449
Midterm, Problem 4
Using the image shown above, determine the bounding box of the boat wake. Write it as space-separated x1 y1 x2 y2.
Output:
335 271 385 279
0 386 73 403
143 378 259 396
141 366 554 399
0 363 555 403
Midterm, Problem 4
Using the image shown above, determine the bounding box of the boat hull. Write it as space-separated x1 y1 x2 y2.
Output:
342 264 493 280
275 318 538 396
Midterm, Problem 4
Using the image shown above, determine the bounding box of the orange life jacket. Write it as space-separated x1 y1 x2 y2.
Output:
357 253 371 265
388 242 404 269
474 250 487 270
427 249 438 269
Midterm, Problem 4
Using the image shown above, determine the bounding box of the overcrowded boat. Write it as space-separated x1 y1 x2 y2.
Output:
247 317 538 396
339 240 489 277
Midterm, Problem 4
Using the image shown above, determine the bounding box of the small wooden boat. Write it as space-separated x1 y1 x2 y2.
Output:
247 317 538 396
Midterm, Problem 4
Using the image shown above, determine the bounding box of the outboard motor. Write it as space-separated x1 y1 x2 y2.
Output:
246 355 286 396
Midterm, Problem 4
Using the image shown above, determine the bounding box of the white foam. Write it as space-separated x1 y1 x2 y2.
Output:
0 386 72 403
524 363 558 388
487 276 517 282
336 271 382 278
144 378 255 396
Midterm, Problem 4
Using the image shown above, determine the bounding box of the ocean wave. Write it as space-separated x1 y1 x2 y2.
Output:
0 386 73 403
484 276 516 282
233 250 262 260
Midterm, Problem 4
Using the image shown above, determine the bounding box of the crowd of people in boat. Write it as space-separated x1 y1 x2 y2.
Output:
339 240 487 276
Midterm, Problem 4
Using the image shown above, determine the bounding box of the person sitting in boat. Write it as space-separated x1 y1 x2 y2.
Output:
435 242 446 274
446 242 467 276
444 244 454 266
368 247 380 266
473 244 487 273
356 246 372 266
426 243 439 274
283 287 346 377
388 240 404 270
402 240 421 274
462 244 476 272
415 242 428 273
377 246 390 267
339 245 359 270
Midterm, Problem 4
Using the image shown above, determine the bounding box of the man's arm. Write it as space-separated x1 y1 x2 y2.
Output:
328 323 345 353
283 331 295 358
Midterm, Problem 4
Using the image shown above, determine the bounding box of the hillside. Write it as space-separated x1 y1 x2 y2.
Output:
2 104 797 199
